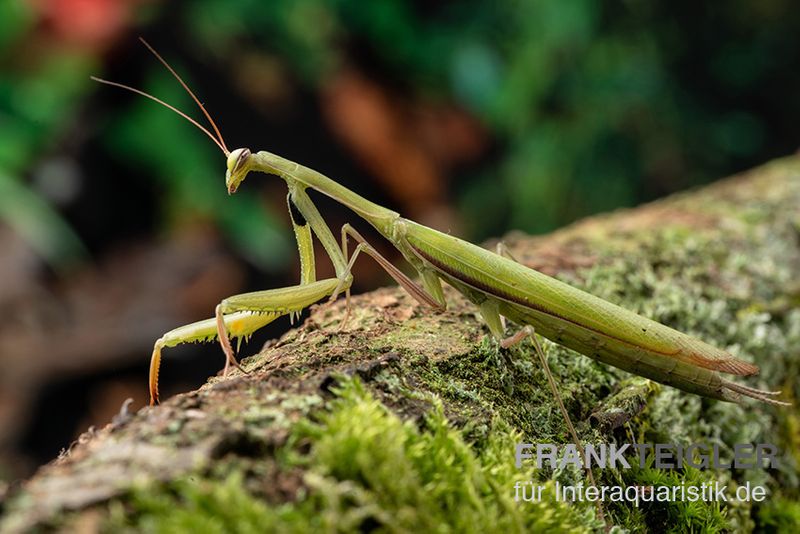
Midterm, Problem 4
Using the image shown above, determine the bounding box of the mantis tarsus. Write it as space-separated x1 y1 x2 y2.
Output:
93 41 789 415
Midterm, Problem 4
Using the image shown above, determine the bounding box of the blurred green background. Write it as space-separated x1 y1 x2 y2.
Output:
1 0 798 479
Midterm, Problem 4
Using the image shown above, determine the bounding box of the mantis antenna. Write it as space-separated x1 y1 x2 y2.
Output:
91 38 230 156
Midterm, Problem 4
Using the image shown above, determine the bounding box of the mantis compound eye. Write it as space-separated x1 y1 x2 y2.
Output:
226 148 252 193
232 148 251 174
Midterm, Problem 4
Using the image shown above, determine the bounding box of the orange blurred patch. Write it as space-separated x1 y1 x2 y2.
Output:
31 0 153 49
321 68 486 226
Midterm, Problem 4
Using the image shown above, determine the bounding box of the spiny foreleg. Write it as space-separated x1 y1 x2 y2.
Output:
150 278 343 405
149 310 282 405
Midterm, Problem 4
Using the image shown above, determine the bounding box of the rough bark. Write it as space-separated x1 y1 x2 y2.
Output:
2 156 799 532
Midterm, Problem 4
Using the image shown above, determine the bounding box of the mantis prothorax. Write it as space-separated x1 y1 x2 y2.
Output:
93 40 788 416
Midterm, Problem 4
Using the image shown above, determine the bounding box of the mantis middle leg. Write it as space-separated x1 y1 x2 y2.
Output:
339 224 446 313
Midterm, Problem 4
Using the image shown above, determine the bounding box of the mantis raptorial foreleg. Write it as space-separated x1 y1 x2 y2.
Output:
211 192 324 376
208 205 441 387
149 191 346 405
213 278 347 376
287 193 317 287
149 279 345 404
150 312 275 404
208 189 356 385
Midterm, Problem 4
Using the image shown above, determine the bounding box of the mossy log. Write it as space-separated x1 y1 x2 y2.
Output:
2 157 799 532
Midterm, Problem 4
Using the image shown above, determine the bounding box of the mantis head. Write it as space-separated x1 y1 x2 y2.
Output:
226 148 252 194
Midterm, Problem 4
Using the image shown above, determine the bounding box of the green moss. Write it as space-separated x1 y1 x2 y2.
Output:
291 379 595 532
105 473 309 533
104 379 594 533
615 463 731 533
757 497 800 533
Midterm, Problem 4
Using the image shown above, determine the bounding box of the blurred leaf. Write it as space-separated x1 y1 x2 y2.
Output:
188 0 339 82
0 44 94 268
0 171 86 267
0 0 34 51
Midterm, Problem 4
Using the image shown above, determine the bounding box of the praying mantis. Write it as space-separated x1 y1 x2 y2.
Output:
93 41 788 414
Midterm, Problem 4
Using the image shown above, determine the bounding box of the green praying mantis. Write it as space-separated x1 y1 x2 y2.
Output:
93 41 788 414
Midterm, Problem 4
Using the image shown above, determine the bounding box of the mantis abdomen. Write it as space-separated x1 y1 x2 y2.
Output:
401 220 771 403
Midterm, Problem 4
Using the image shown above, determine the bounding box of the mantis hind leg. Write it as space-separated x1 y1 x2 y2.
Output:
481 247 608 525
500 323 607 526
